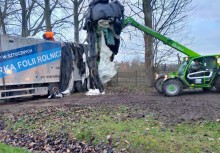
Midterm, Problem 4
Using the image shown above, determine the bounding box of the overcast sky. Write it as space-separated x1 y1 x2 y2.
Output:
115 0 220 62
188 0 220 55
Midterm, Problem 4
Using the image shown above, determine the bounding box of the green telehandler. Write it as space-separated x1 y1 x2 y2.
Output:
123 17 220 96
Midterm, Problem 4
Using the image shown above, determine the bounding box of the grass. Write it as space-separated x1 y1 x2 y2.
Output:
2 106 220 152
0 143 30 153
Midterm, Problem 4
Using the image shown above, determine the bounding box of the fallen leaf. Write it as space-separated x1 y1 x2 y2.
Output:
124 140 129 144
106 135 111 140
121 148 126 152
208 138 214 141
145 128 150 131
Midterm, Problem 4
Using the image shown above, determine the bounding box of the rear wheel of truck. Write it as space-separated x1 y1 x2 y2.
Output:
202 87 212 92
75 81 83 92
155 76 165 93
215 76 220 92
162 79 182 96
48 83 59 95
82 79 88 91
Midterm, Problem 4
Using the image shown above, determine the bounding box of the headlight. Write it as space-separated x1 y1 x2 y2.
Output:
6 69 12 75
164 75 168 80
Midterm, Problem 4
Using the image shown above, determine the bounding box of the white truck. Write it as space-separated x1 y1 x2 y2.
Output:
0 35 85 99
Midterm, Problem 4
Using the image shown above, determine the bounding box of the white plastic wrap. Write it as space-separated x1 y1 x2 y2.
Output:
98 31 117 84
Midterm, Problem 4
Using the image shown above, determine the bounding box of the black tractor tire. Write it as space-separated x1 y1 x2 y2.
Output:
162 79 182 96
215 76 220 93
48 83 59 95
155 76 165 93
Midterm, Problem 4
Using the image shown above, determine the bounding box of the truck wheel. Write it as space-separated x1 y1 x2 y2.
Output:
82 79 88 91
162 79 182 96
155 76 165 93
48 83 59 95
75 81 83 92
215 77 220 93
202 87 212 92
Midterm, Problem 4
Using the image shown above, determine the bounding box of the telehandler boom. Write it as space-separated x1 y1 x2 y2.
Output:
123 17 200 57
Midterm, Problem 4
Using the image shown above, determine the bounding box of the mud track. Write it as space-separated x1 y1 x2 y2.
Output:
0 88 220 125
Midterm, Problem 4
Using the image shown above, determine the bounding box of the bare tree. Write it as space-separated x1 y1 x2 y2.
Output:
44 0 53 31
34 0 59 32
152 0 192 69
0 0 88 42
143 0 154 87
38 0 87 41
0 0 8 35
19 0 36 37
0 0 20 35
56 0 87 42
8 0 41 37
123 0 192 87
71 0 87 43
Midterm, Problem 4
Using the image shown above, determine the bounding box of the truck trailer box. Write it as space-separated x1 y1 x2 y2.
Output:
0 35 84 99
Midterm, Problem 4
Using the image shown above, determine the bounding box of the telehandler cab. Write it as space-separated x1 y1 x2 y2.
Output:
123 17 220 96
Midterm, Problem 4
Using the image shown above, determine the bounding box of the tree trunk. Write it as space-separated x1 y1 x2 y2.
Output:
73 0 79 43
143 0 155 87
0 8 6 35
20 0 28 37
44 0 52 31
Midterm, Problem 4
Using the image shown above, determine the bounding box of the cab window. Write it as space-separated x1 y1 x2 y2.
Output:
203 57 217 70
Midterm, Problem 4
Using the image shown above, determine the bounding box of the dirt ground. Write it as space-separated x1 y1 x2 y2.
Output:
0 87 220 125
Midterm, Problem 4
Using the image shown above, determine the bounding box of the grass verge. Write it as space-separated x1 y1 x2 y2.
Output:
0 142 30 153
2 105 220 152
